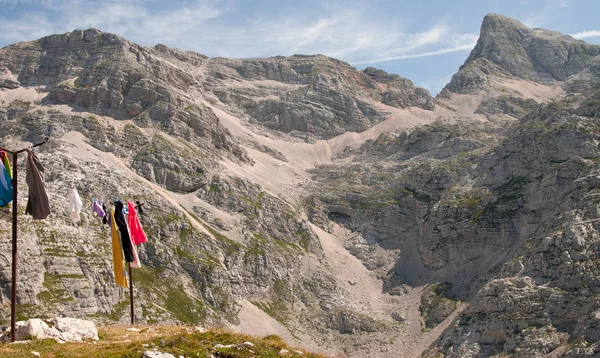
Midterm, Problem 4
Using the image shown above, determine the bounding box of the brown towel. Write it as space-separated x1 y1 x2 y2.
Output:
25 149 50 219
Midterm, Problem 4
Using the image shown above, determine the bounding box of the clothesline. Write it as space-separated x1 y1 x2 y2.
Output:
67 191 148 287
1 134 146 330
69 189 149 325
0 137 49 154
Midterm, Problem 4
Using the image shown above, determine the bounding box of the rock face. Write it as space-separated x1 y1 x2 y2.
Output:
441 14 600 97
0 67 19 89
420 283 457 329
312 78 600 356
466 14 600 83
0 29 248 165
207 55 434 138
363 67 436 110
1 13 600 358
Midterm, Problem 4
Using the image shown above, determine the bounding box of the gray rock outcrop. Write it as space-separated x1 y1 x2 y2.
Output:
207 55 434 138
440 13 600 96
420 283 457 329
311 78 600 356
0 318 98 342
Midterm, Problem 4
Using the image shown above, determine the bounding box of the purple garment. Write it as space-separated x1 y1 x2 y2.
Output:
93 199 105 217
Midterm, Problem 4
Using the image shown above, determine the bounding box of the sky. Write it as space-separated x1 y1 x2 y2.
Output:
1 0 599 95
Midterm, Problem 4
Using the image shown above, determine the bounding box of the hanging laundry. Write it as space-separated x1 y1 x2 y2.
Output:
110 209 128 288
1 151 11 178
127 201 147 245
92 199 105 217
102 203 108 225
125 202 142 269
129 234 141 268
114 200 135 262
25 148 50 219
0 160 12 207
135 201 145 215
67 189 83 223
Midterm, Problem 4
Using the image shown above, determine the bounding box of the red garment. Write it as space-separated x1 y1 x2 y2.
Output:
127 201 147 245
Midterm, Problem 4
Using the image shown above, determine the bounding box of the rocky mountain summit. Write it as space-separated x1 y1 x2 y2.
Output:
438 13 600 123
442 13 600 95
0 13 600 358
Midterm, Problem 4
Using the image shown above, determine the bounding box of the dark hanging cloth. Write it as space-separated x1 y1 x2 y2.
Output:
135 201 145 215
102 203 108 225
114 200 135 262
25 149 50 219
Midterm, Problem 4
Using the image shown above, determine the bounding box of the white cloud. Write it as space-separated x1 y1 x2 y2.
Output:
352 43 476 65
351 32 478 65
0 0 478 66
204 11 478 64
571 30 600 39
0 0 222 47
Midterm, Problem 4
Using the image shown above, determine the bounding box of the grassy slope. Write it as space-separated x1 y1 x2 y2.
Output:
0 326 328 358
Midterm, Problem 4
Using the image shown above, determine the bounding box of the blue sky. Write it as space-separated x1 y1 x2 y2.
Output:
1 0 599 95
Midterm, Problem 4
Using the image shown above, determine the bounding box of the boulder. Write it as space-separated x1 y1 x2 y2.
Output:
0 318 98 343
0 68 19 89
48 317 99 342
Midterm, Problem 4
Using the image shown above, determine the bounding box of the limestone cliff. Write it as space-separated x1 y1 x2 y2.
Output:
441 13 600 96
438 14 600 123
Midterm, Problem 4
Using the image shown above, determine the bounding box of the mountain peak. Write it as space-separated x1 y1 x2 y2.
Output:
481 13 527 29
463 13 594 78
440 13 600 97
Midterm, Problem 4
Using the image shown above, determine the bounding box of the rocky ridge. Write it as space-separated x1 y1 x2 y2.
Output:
207 55 434 139
438 13 600 123
442 13 600 95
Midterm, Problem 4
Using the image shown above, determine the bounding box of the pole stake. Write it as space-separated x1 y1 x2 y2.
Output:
129 262 134 325
10 152 17 342
0 137 49 342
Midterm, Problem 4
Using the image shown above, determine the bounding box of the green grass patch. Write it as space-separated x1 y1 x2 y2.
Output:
0 326 323 358
37 272 78 304
134 266 207 324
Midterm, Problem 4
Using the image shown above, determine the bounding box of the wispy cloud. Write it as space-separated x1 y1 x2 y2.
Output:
0 0 478 67
352 44 476 65
0 0 223 47
571 30 600 39
352 34 478 65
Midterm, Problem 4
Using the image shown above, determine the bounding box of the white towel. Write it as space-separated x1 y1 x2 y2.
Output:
67 188 83 223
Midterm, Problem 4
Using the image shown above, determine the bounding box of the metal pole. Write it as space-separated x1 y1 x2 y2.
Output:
10 152 18 342
129 263 134 325
0 137 48 342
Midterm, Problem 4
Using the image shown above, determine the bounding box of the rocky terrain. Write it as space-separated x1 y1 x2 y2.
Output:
0 12 600 358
